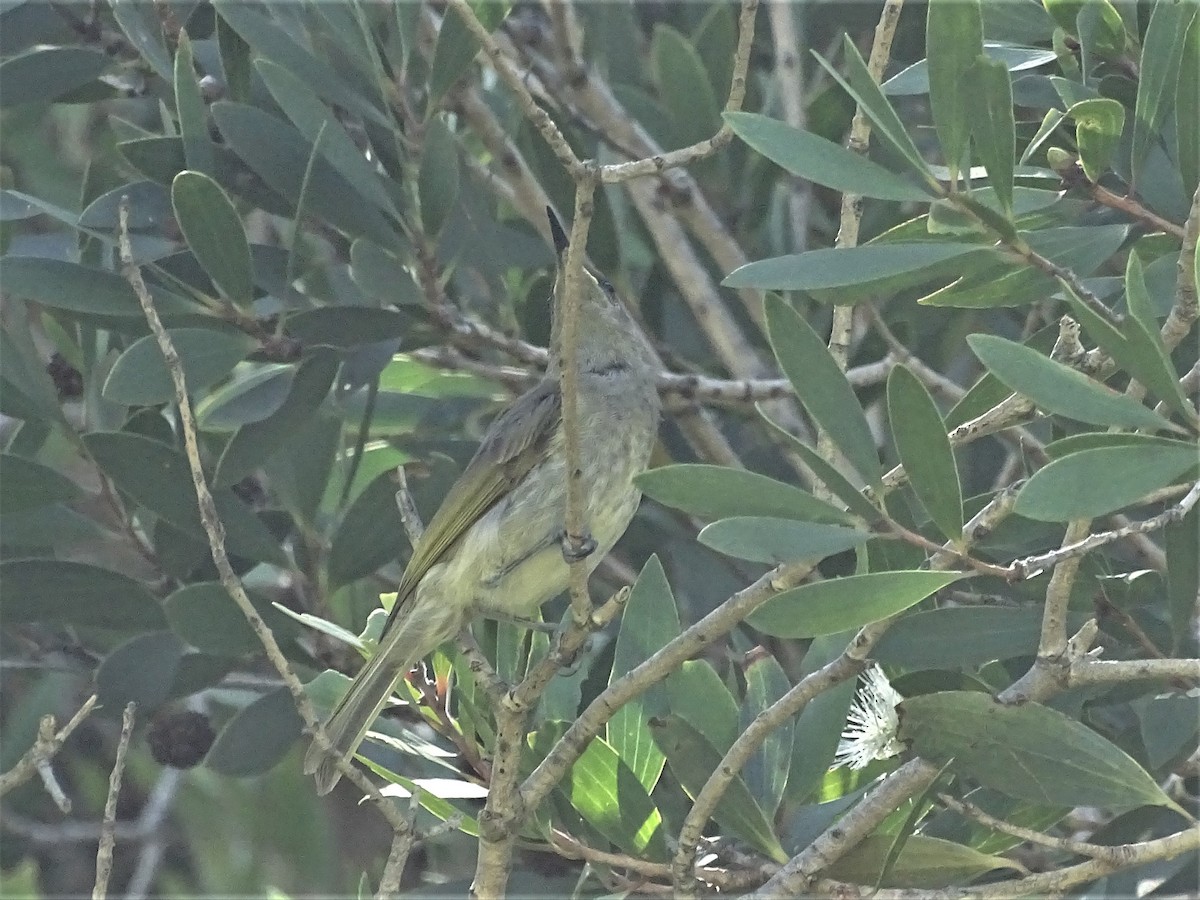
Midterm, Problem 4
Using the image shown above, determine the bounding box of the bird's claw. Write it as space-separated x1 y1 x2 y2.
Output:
560 531 597 563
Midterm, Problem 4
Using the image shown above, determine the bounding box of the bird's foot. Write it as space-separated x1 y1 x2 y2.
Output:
560 530 597 563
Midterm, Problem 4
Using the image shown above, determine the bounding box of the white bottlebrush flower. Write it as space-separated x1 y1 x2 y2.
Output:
833 665 905 770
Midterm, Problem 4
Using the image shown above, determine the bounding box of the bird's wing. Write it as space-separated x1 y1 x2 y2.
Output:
386 379 563 626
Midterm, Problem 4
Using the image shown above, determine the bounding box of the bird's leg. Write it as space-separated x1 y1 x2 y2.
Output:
559 529 596 562
487 613 557 634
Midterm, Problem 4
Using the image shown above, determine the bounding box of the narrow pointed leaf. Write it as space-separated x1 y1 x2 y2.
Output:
887 365 963 540
1132 0 1198 183
741 653 793 819
650 715 788 863
725 242 985 291
927 0 983 181
828 835 1024 889
699 518 870 565
814 38 935 184
172 171 254 307
607 557 678 793
757 406 883 524
103 328 258 405
1014 443 1198 521
967 333 1177 431
899 692 1179 810
724 112 931 202
215 350 339 487
635 464 854 524
966 55 1015 215
1 559 165 630
765 295 880 486
174 34 214 175
748 571 963 638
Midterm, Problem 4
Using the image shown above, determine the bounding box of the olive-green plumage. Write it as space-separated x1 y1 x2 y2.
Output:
303 213 660 794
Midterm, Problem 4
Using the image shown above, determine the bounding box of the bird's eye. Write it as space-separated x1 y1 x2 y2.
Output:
598 278 615 294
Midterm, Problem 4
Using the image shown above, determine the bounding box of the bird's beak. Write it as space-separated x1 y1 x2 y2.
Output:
547 206 569 259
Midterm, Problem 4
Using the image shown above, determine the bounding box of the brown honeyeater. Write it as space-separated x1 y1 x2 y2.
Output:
304 211 661 794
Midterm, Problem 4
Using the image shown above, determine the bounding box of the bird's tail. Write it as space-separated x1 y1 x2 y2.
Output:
303 639 414 795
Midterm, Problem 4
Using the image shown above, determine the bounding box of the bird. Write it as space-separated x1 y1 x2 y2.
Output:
304 210 662 794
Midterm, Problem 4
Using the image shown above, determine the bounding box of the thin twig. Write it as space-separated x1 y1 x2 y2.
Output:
937 793 1124 861
597 0 760 183
93 702 136 900
1163 185 1200 351
394 466 426 546
376 795 421 899
558 174 600 624
117 198 410 831
445 0 584 178
0 694 98 799
1010 481 1200 580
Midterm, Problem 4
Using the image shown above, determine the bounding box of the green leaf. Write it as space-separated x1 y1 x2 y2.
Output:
196 363 294 429
967 333 1177 431
0 559 166 630
650 715 788 863
215 350 339 487
1132 0 1199 183
427 3 509 110
748 572 964 639
899 691 1179 811
171 171 254 307
653 24 722 147
327 469 406 588
205 686 303 777
96 632 185 712
699 518 870 565
530 730 668 861
827 835 1024 889
164 581 298 656
666 659 740 755
103 328 257 405
765 295 880 486
635 464 853 524
418 115 460 238
1062 283 1196 423
725 242 986 291
110 1 172 79
1138 693 1200 769
1177 14 1200 193
1 257 192 318
83 431 286 565
887 366 964 540
213 1 386 126
284 307 414 349
607 557 678 793
742 653 793 819
350 238 421 306
927 0 983 181
254 59 399 221
724 112 932 202
1014 443 1198 521
966 55 1015 215
1165 504 1199 652
875 607 1083 668
174 34 214 176
921 224 1129 308
0 46 111 108
0 454 80 513
211 102 398 248
785 634 858 804
884 44 1057 96
1066 98 1125 181
815 37 937 185
757 407 883 524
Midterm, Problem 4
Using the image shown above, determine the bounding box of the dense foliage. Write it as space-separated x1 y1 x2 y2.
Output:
1 0 1197 896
